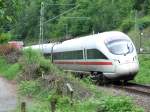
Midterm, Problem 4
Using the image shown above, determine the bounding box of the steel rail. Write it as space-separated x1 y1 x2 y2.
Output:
110 83 150 97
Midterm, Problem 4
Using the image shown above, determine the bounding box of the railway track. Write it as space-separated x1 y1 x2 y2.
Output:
109 82 150 97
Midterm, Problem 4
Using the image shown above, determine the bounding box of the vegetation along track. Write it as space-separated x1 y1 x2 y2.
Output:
108 82 150 97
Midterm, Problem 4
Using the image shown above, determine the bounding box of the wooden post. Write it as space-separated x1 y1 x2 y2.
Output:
56 80 63 95
66 83 74 105
50 98 57 112
42 71 44 78
21 102 26 112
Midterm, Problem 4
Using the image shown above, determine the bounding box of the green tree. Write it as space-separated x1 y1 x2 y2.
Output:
0 0 20 32
1 0 150 43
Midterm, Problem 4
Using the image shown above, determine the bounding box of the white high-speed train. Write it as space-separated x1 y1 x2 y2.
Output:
24 31 139 81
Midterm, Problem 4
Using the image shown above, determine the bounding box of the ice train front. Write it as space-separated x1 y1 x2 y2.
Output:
104 32 139 81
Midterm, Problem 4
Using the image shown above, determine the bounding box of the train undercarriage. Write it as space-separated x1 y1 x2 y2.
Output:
70 71 136 85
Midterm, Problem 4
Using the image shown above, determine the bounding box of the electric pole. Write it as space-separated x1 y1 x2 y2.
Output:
39 3 81 45
39 2 44 50
65 24 68 39
134 10 137 32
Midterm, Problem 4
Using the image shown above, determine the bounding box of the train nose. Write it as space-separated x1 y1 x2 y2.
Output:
116 63 138 74
115 61 139 80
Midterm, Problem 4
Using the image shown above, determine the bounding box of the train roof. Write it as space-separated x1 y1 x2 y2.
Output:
23 43 54 54
62 31 128 43
53 31 130 52
24 31 131 53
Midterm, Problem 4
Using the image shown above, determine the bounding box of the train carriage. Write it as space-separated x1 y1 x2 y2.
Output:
24 31 139 81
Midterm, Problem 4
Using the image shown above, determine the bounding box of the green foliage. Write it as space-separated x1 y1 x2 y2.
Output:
3 63 20 80
135 54 150 84
15 100 50 112
2 0 145 43
128 27 150 84
57 99 99 112
120 19 134 32
54 0 134 37
0 56 20 80
36 57 52 75
1 0 150 42
120 16 150 33
133 0 150 14
0 0 20 33
0 33 11 44
0 56 10 72
19 49 52 79
20 96 143 112
82 76 93 85
100 96 144 112
21 48 42 65
138 16 150 29
27 102 50 112
18 80 41 96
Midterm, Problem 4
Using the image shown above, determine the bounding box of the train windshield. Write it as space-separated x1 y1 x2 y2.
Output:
106 39 134 55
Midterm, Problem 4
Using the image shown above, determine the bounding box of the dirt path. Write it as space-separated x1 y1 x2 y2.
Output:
0 77 17 112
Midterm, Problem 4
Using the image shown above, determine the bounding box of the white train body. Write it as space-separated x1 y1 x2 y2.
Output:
23 43 54 54
24 31 139 81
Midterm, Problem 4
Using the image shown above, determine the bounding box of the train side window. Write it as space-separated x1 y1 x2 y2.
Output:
73 50 83 59
53 50 83 60
53 53 60 60
87 49 107 59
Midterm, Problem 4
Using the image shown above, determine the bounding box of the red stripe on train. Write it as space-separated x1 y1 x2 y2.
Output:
54 61 112 65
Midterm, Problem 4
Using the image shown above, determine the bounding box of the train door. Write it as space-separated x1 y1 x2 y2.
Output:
78 48 86 71
83 48 87 60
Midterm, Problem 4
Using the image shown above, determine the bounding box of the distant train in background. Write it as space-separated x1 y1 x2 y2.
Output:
24 31 139 82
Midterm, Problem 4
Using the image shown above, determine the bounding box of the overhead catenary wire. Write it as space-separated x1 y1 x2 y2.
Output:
39 3 79 50
63 17 90 20
45 4 75 6
43 5 80 25
3 3 80 44
6 4 79 32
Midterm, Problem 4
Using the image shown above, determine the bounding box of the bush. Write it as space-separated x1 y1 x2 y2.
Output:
18 80 41 97
135 54 150 84
36 57 52 75
120 16 150 33
3 63 20 80
0 44 21 63
0 33 11 44
0 56 10 72
0 44 16 55
120 19 134 32
0 56 20 80
19 49 52 80
21 48 42 65
61 99 100 112
99 96 144 112
138 16 150 29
